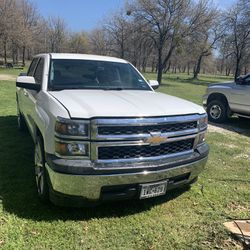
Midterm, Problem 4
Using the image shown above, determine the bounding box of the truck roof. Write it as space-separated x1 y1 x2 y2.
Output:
35 53 128 63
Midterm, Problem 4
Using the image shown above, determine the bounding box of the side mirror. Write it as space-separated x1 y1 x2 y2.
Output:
148 80 159 90
16 76 41 91
236 76 244 85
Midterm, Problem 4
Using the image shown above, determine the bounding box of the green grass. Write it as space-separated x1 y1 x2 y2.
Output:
0 72 249 249
0 67 28 76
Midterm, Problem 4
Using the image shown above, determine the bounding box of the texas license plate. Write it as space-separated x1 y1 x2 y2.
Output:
140 180 168 199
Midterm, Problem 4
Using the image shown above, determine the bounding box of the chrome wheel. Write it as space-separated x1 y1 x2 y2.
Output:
209 104 222 120
35 141 45 196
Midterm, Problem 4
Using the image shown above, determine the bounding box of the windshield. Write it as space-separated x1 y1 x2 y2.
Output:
48 59 151 91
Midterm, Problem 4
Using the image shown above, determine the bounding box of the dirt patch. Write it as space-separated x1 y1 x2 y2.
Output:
0 74 16 81
208 124 249 136
208 124 233 135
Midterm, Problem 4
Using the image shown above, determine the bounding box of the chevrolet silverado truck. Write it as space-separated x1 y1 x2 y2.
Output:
16 53 209 206
203 74 250 123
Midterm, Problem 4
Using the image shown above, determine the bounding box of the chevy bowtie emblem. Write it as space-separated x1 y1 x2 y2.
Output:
144 132 168 146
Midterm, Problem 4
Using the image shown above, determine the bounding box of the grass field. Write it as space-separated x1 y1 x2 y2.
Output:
0 69 249 249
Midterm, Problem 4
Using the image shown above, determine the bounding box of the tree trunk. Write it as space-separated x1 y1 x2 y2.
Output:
234 58 241 81
164 61 171 73
22 46 26 66
12 48 15 64
193 55 203 79
187 63 190 75
4 41 7 64
157 48 163 84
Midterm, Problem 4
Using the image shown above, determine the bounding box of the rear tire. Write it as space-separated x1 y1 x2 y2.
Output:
34 136 50 203
207 100 228 123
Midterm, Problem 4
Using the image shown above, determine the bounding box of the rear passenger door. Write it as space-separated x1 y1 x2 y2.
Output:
231 76 250 115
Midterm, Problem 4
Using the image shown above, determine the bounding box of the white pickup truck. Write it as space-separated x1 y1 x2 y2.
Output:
16 53 209 206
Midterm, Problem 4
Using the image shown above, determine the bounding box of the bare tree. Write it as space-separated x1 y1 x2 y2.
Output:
68 32 89 53
47 16 68 53
89 28 111 55
225 0 250 80
0 0 17 64
103 11 130 58
192 10 225 79
18 0 39 65
128 0 214 84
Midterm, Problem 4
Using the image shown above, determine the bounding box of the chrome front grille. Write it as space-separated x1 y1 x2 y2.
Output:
98 121 197 136
98 139 194 160
90 114 206 164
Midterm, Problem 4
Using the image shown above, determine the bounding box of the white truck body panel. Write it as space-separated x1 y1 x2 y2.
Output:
49 90 205 118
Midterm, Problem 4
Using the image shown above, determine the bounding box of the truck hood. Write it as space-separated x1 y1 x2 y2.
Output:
49 90 205 118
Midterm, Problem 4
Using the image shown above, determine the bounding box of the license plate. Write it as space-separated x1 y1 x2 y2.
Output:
140 180 168 199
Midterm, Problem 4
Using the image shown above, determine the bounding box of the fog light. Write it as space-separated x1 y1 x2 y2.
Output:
198 133 206 145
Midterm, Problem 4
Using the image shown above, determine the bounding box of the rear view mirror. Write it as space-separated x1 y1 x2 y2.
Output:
148 80 159 90
16 76 41 91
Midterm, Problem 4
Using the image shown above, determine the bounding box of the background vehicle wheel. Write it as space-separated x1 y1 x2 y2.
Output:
207 100 228 123
34 136 49 202
17 106 27 131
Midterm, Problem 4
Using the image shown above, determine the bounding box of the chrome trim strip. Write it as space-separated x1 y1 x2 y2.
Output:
92 114 204 126
96 128 199 141
95 134 197 147
95 149 194 164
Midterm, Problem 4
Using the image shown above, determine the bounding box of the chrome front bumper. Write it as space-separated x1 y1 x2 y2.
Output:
46 156 208 202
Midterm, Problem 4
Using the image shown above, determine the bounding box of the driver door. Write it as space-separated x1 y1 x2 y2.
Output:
23 57 44 132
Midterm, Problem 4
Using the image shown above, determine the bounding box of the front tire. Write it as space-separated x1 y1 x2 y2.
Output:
207 100 228 123
34 136 49 202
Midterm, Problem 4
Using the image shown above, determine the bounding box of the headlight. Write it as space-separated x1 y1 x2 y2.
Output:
55 141 89 157
55 117 89 138
198 114 208 131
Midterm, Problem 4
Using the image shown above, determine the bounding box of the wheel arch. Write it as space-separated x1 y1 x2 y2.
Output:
34 125 44 146
207 93 229 106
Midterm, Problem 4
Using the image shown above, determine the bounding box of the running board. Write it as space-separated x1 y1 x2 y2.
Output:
235 113 250 119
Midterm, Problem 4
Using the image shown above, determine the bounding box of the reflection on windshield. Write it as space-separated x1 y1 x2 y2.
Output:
48 59 151 91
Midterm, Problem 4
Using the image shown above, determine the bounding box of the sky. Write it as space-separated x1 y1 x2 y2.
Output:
33 0 235 32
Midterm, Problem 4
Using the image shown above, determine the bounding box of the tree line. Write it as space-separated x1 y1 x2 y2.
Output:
0 0 249 83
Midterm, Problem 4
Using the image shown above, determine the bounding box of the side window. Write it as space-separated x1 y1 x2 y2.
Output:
33 58 44 85
244 76 250 85
27 58 39 76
